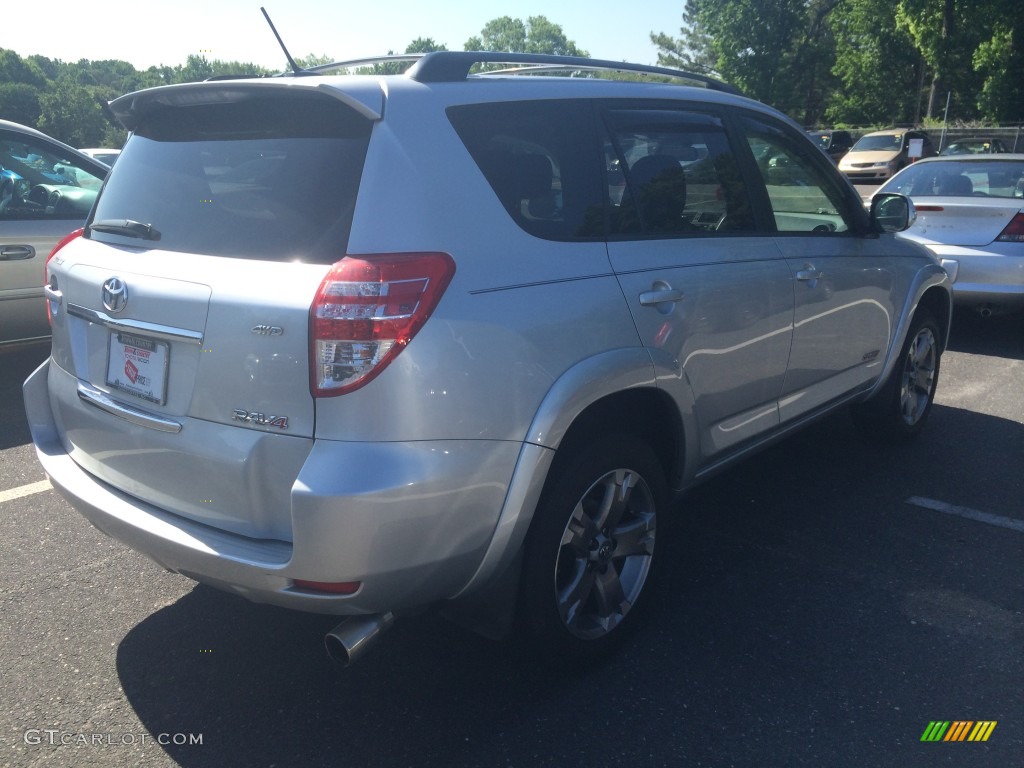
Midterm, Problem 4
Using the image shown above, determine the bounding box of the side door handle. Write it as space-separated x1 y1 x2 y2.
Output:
796 264 824 281
0 245 36 261
639 283 684 307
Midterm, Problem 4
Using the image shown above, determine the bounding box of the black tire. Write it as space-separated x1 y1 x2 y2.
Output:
852 309 941 443
518 435 665 663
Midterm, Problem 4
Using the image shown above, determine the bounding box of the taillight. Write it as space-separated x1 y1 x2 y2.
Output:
996 213 1024 242
45 228 84 325
309 252 455 397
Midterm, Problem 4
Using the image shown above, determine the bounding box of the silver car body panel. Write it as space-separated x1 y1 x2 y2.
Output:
897 198 1024 308
27 359 521 613
0 220 74 345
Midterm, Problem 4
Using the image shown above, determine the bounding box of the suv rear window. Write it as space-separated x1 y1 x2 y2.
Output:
88 94 372 262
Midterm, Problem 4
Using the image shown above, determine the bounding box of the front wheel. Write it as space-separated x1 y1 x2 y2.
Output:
852 309 941 442
519 435 665 662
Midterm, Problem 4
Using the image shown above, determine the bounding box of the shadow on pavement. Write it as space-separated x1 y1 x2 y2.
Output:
0 343 50 450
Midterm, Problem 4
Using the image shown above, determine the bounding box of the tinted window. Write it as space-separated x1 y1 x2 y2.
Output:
603 109 754 237
0 130 106 221
742 116 856 233
880 159 1024 198
447 101 605 241
88 95 372 262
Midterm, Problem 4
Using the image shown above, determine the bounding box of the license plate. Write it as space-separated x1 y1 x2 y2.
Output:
106 332 169 405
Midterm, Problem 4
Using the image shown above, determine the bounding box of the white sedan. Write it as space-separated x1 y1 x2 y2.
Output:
877 155 1024 316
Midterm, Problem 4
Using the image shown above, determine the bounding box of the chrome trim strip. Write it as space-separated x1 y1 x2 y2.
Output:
77 383 183 433
67 303 204 345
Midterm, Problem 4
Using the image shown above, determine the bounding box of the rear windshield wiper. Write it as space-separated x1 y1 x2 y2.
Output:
89 219 161 241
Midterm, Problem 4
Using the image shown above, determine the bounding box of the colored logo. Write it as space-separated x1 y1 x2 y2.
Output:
920 721 997 742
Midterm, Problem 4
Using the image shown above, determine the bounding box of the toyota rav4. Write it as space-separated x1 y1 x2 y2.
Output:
24 51 951 665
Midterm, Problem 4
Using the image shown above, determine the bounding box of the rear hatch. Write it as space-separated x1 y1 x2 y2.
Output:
45 82 377 540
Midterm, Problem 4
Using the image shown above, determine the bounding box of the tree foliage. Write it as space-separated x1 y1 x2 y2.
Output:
0 48 274 147
465 16 588 56
653 0 1023 125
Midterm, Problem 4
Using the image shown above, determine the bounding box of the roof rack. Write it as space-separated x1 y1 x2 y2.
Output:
300 51 739 95
405 51 741 95
305 54 423 74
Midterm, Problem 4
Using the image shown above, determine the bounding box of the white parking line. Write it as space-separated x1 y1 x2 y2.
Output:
906 496 1024 534
0 479 52 503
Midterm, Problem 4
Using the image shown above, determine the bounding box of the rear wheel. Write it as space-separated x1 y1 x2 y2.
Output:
519 435 665 662
852 309 941 442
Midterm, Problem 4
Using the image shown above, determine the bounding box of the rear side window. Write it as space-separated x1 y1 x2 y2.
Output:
89 94 372 262
603 109 755 237
447 101 605 241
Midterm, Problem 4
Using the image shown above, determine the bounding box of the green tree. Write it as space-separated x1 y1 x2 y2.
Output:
465 16 588 56
973 17 1024 122
0 49 48 88
295 53 335 69
651 0 718 74
37 80 107 146
0 83 41 125
406 38 447 54
827 0 923 124
895 0 986 119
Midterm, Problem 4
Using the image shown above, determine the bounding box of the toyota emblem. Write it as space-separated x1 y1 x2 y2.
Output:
102 277 128 313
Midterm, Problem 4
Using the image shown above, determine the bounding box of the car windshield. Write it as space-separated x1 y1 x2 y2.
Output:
809 133 831 150
941 141 994 155
852 134 903 152
879 159 1024 198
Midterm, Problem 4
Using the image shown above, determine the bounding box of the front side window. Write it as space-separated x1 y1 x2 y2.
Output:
88 93 372 262
0 130 106 221
742 116 856 233
603 109 754 237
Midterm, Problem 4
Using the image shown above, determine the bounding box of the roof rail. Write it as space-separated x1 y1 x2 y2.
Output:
305 54 424 74
404 51 741 95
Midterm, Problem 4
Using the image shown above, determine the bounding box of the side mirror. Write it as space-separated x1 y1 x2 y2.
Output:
870 193 916 233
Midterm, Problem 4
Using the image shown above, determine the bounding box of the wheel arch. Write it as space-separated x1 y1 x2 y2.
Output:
451 347 689 601
867 264 952 401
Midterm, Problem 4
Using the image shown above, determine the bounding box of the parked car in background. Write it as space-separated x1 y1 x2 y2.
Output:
79 148 121 166
877 154 1024 315
839 129 936 182
807 129 853 163
939 137 1009 156
24 51 951 668
1 120 108 349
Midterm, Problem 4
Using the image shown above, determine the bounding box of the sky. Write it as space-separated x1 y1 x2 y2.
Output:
2 0 685 72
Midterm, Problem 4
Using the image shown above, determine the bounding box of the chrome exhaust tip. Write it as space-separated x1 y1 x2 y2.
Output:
324 612 395 666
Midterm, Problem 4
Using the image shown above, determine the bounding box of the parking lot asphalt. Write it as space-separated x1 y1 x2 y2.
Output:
1 310 1021 768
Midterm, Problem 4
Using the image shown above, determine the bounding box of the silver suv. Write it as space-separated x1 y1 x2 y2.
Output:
24 52 952 665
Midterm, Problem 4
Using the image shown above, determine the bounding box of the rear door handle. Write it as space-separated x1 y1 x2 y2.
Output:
0 245 35 261
639 286 684 306
796 265 823 281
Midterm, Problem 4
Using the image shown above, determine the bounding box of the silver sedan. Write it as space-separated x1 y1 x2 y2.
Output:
877 154 1024 316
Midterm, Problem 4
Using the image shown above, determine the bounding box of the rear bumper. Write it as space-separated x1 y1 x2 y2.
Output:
933 246 1024 310
24 359 520 615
